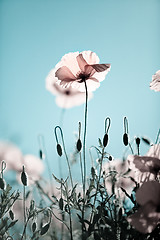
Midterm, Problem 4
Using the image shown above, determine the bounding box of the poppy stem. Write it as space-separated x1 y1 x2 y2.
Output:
83 80 88 195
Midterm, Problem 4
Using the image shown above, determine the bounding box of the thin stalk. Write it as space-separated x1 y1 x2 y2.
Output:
23 185 26 240
81 80 88 239
90 148 104 223
83 80 88 195
55 126 74 189
79 152 84 187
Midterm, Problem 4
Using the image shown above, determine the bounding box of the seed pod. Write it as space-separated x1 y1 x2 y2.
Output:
39 149 43 159
57 144 62 157
76 139 82 152
32 222 36 232
123 133 128 146
40 223 50 235
103 133 108 147
9 210 14 220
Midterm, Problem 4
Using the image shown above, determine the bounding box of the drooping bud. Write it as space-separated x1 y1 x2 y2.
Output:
103 117 111 148
123 133 128 146
0 177 5 190
123 117 129 146
76 139 82 152
103 133 108 147
56 144 62 157
21 166 27 186
39 149 43 159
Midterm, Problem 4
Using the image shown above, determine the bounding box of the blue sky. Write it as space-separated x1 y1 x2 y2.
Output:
0 0 160 179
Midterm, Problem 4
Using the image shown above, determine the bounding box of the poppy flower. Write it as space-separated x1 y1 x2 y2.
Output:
46 68 93 108
150 70 160 92
127 181 160 233
49 51 111 92
128 144 160 183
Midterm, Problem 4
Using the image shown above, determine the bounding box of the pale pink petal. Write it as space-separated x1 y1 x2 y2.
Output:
55 66 76 82
56 52 81 76
76 54 88 72
83 65 96 76
70 78 100 92
136 181 160 206
81 51 99 65
127 202 160 234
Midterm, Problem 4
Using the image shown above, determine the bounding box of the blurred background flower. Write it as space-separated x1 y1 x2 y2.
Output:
127 181 160 233
46 68 93 108
150 70 160 92
0 0 160 180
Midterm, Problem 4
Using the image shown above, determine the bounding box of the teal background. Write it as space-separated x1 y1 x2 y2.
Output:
0 0 160 180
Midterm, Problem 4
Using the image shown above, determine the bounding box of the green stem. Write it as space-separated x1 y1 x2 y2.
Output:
83 80 88 195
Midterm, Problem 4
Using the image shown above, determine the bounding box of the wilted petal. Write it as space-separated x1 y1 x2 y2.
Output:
90 63 111 72
55 66 76 82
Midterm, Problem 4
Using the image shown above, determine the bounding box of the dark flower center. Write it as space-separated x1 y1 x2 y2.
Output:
65 90 70 95
78 72 91 82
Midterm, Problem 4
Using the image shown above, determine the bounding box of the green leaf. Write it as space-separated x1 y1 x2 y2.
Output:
8 220 18 229
98 138 103 148
52 173 62 184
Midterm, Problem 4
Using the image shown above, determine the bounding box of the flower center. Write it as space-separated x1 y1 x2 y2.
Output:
77 72 91 83
65 90 70 95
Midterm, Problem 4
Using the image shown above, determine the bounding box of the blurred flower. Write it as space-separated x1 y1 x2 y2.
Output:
150 70 160 92
49 51 111 92
128 144 160 183
127 181 160 233
102 159 135 197
0 141 44 185
0 141 23 171
46 69 93 108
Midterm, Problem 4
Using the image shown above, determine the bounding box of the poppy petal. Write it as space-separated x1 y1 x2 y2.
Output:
55 66 76 82
76 54 88 72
